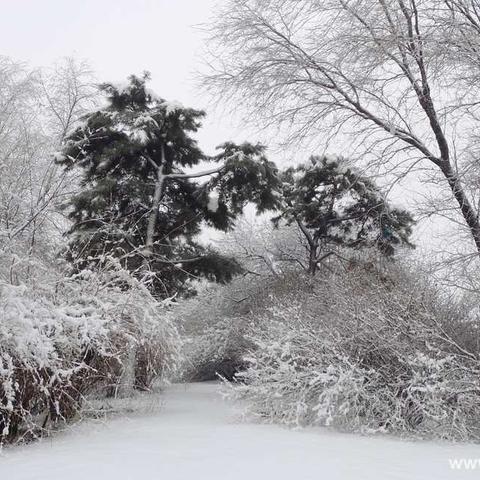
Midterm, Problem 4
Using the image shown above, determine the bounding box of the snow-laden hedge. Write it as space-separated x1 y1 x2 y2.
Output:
229 265 480 441
0 262 179 444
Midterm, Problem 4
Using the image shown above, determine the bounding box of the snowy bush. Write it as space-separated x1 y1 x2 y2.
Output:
229 263 480 441
0 258 179 445
181 315 253 381
176 273 285 382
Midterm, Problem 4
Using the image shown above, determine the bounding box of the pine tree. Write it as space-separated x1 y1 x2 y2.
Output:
58 74 280 297
273 155 414 275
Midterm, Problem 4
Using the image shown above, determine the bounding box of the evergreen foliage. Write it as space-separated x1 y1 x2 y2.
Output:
273 155 414 274
58 74 280 297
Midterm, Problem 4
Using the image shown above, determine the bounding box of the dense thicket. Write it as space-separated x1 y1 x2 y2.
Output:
179 253 480 441
1 262 178 443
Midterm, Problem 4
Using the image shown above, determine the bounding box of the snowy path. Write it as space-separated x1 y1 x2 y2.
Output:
1 382 480 480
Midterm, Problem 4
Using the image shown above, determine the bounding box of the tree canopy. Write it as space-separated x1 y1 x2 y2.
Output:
274 155 414 274
58 74 280 297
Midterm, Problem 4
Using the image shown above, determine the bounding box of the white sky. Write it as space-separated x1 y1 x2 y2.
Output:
0 0 249 155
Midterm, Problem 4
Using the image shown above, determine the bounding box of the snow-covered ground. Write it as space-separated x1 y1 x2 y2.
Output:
1 382 479 479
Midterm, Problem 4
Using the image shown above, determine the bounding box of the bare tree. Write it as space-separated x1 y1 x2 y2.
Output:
203 0 480 264
218 215 307 276
0 56 97 271
40 57 97 142
34 57 98 230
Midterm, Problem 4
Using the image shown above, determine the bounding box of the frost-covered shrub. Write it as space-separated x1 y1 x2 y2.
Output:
230 264 480 441
176 273 290 381
0 259 179 444
0 282 109 442
181 315 253 381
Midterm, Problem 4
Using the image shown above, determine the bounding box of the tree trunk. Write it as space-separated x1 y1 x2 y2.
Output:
145 146 166 257
134 346 151 391
441 162 480 253
308 245 318 276
145 169 165 256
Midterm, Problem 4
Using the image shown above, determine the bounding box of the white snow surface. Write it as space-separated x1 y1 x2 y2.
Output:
1 382 479 480
161 100 184 115
207 190 220 213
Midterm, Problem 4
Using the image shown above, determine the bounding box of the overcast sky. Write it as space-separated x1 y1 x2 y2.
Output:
0 0 450 253
0 0 251 155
